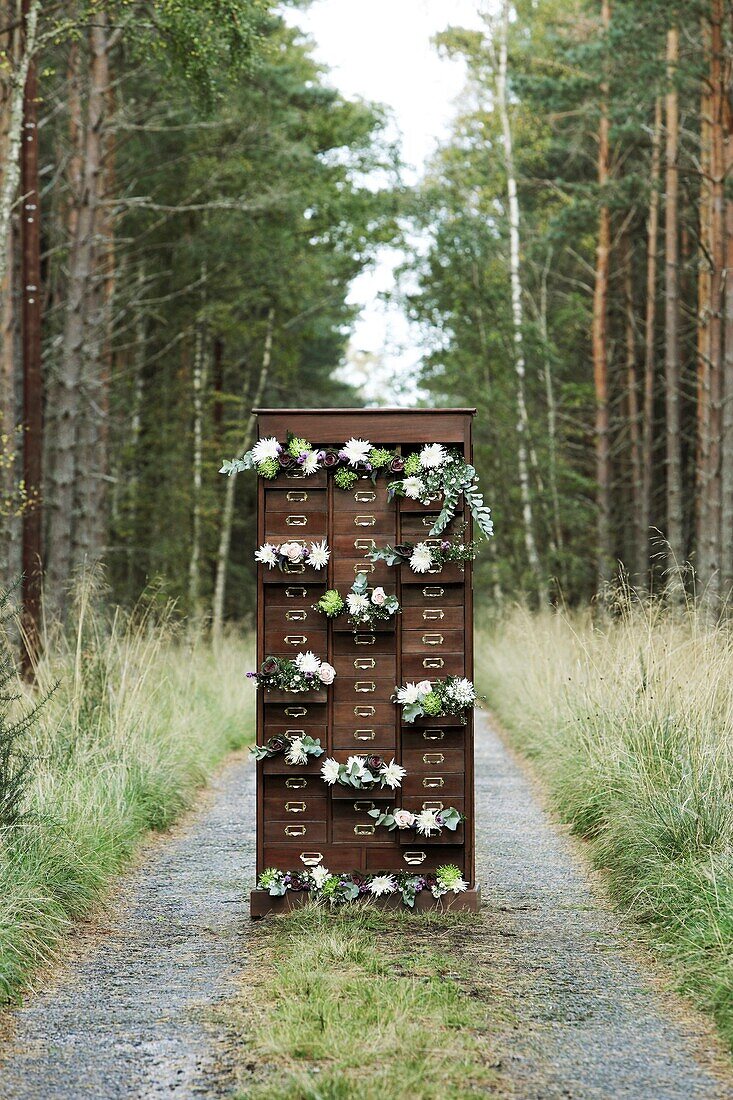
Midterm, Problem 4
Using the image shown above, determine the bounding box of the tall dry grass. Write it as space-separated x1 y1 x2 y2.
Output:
0 577 255 1000
476 595 733 1046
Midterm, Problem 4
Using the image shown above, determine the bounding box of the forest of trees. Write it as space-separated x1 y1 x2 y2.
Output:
3 0 733 639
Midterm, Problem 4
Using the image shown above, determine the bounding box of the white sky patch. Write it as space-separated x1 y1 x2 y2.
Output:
283 0 489 404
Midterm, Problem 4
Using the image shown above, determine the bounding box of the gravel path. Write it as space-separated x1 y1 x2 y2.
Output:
1 716 732 1099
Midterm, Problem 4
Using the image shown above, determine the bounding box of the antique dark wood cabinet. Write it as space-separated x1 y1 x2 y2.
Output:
250 408 480 915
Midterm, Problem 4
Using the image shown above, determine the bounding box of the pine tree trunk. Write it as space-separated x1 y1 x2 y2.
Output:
539 247 563 573
664 26 684 581
623 233 642 579
212 309 274 640
720 11 733 594
592 0 613 587
496 0 546 602
188 307 208 617
640 96 662 585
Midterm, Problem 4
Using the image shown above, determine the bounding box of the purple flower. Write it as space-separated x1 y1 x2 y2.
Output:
246 671 257 679
338 450 348 461
366 754 383 773
317 450 326 461
278 453 293 468
297 454 306 465
323 450 339 468
364 462 372 471
261 656 279 676
389 456 405 473
441 541 451 550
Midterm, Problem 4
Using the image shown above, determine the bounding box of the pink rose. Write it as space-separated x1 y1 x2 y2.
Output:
318 662 336 684
371 586 387 606
393 809 415 828
284 542 304 562
417 680 432 696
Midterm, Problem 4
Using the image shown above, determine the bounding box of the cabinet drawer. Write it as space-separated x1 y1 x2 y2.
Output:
264 774 325 798
332 559 393 587
399 824 464 846
263 627 327 653
264 791 328 819
402 796 465 816
401 584 465 606
334 702 396 724
332 652 396 680
365 846 464 873
333 512 395 535
402 748 465 771
265 604 323 631
332 803 402 845
264 819 327 844
261 756 324 776
398 494 445 512
401 726 465 749
402 606 464 629
400 513 462 538
264 513 327 539
336 485 392 512
331 724 397 751
402 713 467 728
263 845 363 872
401 563 467 585
263 700 327 721
266 584 327 607
402 772 465 798
332 632 395 655
265 468 327 488
262 560 328 585
402 653 465 677
332 678 395 704
263 488 327 513
402 629 464 653
261 721 326 740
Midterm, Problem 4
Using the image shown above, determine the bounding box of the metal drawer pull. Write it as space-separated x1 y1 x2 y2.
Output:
403 851 427 865
354 633 376 645
284 562 305 574
423 586 444 597
423 657 444 669
355 681 376 692
423 609 444 620
355 563 374 574
285 634 307 645
354 515 376 527
422 800 444 811
427 566 443 575
285 824 307 836
354 729 375 741
285 586 307 598
423 730 445 741
423 752 444 765
354 538 376 550
285 706 307 717
423 776 444 789
285 801 306 814
353 800 375 812
421 516 439 527
354 657 375 669
354 705 375 717
285 469 306 479
299 851 323 865
354 824 375 836
286 514 308 526
354 490 376 502
285 610 307 621
285 729 305 737
422 633 444 646
286 490 308 502
285 777 307 788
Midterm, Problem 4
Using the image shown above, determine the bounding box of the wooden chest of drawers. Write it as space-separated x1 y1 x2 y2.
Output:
251 408 478 912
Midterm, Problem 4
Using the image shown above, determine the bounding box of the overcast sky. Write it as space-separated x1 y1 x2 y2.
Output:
284 0 487 402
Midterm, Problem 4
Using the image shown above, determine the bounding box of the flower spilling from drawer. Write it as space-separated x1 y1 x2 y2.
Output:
395 677 476 723
256 863 468 907
249 653 336 692
222 433 406 482
368 805 464 836
387 447 494 541
368 533 478 573
254 539 330 571
320 754 406 790
250 733 324 764
314 572 400 630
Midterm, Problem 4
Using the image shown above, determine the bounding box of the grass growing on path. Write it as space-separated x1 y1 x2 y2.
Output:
476 599 733 1048
0 580 254 1002
224 905 503 1099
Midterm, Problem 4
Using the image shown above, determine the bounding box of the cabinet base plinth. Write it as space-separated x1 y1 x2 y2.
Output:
249 884 481 918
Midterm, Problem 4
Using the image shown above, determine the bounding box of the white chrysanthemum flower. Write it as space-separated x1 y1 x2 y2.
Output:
251 436 281 463
254 543 279 568
341 437 372 467
307 539 330 570
369 874 397 897
295 650 321 675
419 443 448 469
285 737 308 766
310 865 330 889
380 759 406 789
415 809 440 836
321 758 341 784
448 678 476 705
396 682 421 705
402 476 425 500
449 877 469 894
302 450 321 475
410 543 434 573
346 755 367 775
346 592 370 615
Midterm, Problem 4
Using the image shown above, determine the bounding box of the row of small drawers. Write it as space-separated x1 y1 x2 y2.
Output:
262 804 464 847
262 844 465 874
263 508 461 539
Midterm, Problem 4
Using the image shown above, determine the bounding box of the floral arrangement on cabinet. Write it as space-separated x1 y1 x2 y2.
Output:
250 733 324 764
368 805 464 837
395 678 476 724
368 527 478 573
257 863 469 907
320 754 406 790
314 571 400 630
249 652 336 693
254 539 330 571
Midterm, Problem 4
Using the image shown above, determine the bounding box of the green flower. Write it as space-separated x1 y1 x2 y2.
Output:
334 468 358 490
257 457 279 479
403 452 421 476
288 436 311 458
258 868 279 888
421 691 442 716
317 589 344 617
436 864 463 888
320 875 341 899
369 447 392 468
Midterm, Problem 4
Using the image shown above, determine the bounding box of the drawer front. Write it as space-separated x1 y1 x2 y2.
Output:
398 494 445 512
332 652 397 680
332 678 395 704
401 713 466 728
403 796 465 816
262 561 327 585
332 803 402 845
332 632 396 655
402 606 464 629
402 748 465 771
264 791 328 819
263 774 325 798
332 559 393 587
401 727 465 749
266 584 327 607
401 584 465 606
264 513 328 539
260 721 327 740
402 653 465 677
401 563 467 585
402 629 464 653
333 512 395 535
402 772 465 798
333 534 380 555
263 845 363 872
334 702 396 724
336 485 392 512
264 627 328 653
265 604 323 632
331 724 397 751
365 846 464 873
261 756 324 776
400 513 462 538
263 488 327 513
263 700 327 721
264 819 327 844
398 824 464 846
265 468 328 488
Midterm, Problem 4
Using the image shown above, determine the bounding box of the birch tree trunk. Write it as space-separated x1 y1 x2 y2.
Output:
592 0 613 586
664 26 684 583
496 0 546 602
539 247 563 571
188 309 208 617
211 307 274 639
640 96 662 585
